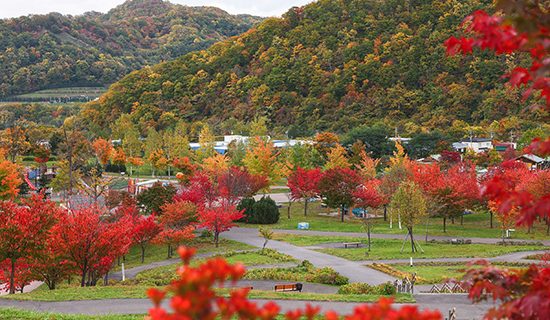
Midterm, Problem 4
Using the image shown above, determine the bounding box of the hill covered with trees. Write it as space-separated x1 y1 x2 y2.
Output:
83 0 547 137
0 0 261 97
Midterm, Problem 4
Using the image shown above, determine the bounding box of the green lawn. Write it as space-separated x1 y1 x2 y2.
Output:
271 233 546 261
134 249 295 286
255 201 550 240
1 285 150 301
112 238 254 271
0 309 142 320
0 285 413 304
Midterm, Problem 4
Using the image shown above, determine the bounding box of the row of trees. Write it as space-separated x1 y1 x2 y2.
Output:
0 157 276 293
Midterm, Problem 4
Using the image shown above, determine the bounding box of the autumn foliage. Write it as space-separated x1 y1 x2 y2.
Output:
287 167 322 216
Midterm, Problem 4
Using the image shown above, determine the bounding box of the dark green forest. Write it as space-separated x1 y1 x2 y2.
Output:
0 0 261 97
83 0 547 137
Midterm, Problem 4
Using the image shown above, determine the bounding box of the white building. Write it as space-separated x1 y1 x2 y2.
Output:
190 135 312 155
452 138 493 153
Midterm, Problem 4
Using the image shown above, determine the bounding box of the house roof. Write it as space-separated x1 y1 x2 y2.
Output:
516 154 544 164
460 138 492 143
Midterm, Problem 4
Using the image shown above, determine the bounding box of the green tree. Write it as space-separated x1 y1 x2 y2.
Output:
390 181 427 253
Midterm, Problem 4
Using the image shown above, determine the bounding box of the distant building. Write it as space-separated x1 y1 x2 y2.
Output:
514 154 546 170
452 138 493 153
189 135 312 155
494 142 517 152
416 154 441 165
389 137 411 144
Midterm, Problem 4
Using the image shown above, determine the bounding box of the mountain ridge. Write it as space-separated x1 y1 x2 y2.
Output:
82 0 546 136
0 0 263 97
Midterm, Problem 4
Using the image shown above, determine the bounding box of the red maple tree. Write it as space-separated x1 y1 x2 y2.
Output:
318 168 362 222
198 205 244 247
155 200 197 258
412 162 480 232
56 206 132 287
0 195 58 294
287 167 322 216
217 167 267 206
132 215 162 263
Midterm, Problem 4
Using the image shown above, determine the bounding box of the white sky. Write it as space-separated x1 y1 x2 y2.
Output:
0 0 315 18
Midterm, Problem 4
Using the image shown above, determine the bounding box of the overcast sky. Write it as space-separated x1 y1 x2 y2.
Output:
0 0 314 18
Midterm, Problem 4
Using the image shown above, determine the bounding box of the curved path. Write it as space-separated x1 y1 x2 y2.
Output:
223 228 396 285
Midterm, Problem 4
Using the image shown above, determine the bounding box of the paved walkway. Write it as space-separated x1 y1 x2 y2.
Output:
223 228 397 285
0 295 492 319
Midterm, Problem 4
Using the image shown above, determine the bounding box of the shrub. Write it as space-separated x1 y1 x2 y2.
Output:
244 260 348 285
246 196 279 224
237 198 256 222
338 282 396 295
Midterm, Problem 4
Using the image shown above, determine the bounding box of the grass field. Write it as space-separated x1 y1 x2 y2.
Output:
112 238 254 271
0 284 414 304
0 309 142 320
8 87 106 100
262 201 550 240
374 262 529 284
271 233 545 261
134 249 296 286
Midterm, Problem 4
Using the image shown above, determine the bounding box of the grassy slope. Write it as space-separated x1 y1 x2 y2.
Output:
112 238 254 271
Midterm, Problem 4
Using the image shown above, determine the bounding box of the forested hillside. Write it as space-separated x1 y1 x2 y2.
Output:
0 0 261 97
84 0 547 137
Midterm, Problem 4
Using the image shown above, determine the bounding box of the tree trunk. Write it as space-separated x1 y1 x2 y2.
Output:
460 214 464 225
141 244 146 263
443 217 447 233
383 205 387 221
341 204 345 222
9 258 16 294
451 216 455 224
287 200 292 219
304 199 308 216
367 223 371 252
409 227 416 253
490 211 493 228
167 244 172 258
80 259 89 287
214 232 219 247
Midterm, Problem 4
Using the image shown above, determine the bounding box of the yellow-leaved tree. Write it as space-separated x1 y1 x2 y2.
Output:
243 137 282 191
324 144 350 170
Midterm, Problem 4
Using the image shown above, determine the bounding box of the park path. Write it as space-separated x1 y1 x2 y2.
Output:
237 227 550 246
223 228 397 285
0 295 492 320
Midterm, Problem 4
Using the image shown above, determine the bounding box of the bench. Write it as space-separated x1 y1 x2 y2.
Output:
274 283 302 292
344 242 361 248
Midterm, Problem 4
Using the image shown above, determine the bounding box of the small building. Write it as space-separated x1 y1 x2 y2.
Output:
514 154 545 170
416 154 441 165
494 142 517 152
452 138 493 153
